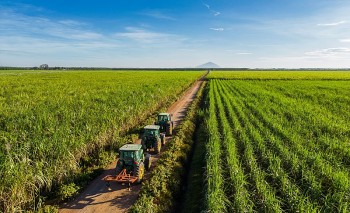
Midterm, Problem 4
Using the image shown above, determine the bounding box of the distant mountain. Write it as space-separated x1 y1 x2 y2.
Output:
196 62 220 68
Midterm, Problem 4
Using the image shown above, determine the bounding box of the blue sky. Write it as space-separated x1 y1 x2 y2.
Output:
1 0 350 68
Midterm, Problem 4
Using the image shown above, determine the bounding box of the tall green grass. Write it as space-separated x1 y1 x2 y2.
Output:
202 77 350 212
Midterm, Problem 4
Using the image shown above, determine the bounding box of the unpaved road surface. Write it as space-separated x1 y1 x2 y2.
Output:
59 79 204 213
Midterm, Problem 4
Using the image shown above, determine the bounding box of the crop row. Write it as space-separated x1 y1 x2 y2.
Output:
0 70 203 212
204 79 350 212
207 70 350 80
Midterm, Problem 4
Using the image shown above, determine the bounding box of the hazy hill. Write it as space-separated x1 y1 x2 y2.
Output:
196 62 220 68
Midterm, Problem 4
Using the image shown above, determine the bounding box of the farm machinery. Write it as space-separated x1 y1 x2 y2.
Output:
141 125 165 154
154 112 174 136
103 144 151 186
102 116 171 188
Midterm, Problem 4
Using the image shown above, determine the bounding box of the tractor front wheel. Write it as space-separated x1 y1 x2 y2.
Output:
166 123 173 136
160 134 165 146
134 162 145 183
144 154 152 171
154 138 161 154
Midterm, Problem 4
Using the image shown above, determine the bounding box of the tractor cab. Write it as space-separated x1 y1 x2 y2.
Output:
157 113 171 123
144 125 160 138
103 144 151 185
141 125 165 153
118 144 144 173
155 113 174 136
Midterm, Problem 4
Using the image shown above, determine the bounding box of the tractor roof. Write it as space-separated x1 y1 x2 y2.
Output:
158 113 170 116
144 125 160 130
119 144 142 151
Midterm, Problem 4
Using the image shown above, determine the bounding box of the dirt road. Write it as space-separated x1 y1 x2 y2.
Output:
59 79 204 213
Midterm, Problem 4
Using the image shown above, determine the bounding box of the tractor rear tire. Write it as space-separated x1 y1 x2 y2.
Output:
154 138 161 154
144 154 152 171
160 134 165 146
134 162 145 184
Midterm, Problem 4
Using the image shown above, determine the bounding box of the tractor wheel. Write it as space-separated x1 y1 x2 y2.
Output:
134 162 145 183
166 123 173 136
144 154 152 171
166 124 170 136
160 134 165 146
170 122 174 135
154 138 161 154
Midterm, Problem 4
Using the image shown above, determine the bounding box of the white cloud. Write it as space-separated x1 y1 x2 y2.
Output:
339 38 350 43
203 3 221 16
142 11 176 21
224 50 252 55
317 21 347 26
255 54 350 68
0 35 119 55
305 47 350 57
0 7 125 66
225 2 350 42
210 27 224 31
236 52 252 55
115 27 185 43
0 9 104 41
58 20 86 26
178 48 196 52
0 2 44 13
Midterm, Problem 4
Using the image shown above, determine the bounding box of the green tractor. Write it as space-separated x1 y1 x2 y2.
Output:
154 113 174 136
141 125 165 154
113 144 152 184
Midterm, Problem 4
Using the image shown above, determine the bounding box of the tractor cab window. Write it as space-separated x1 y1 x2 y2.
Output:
145 129 154 135
123 151 134 159
159 115 168 121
